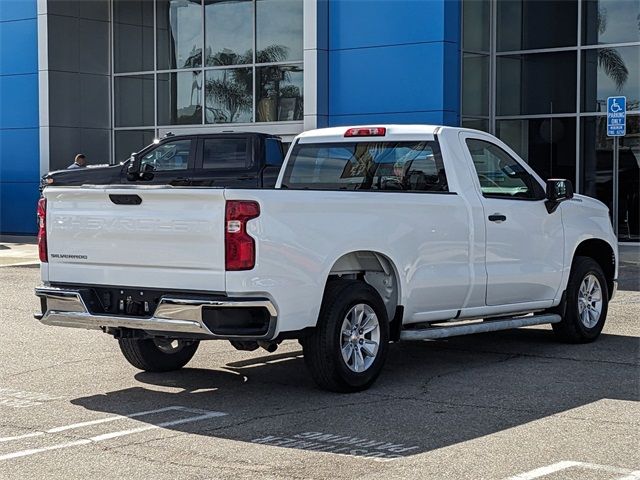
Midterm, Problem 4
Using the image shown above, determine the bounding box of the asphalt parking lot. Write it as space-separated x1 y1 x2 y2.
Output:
0 253 638 479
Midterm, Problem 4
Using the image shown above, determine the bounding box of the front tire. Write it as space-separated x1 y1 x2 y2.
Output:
552 256 609 343
303 280 389 392
118 338 199 372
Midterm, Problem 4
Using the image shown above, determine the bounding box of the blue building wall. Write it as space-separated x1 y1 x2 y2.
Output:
326 0 460 127
0 0 39 235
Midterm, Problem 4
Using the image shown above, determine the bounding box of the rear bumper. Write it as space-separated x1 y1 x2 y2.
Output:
35 286 277 340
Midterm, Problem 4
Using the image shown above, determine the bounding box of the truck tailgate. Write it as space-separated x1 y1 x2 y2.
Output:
43 186 226 292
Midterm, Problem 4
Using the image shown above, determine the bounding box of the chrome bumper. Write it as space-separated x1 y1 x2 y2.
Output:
35 287 277 340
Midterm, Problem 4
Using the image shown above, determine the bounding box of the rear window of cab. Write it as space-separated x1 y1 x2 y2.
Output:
281 141 448 192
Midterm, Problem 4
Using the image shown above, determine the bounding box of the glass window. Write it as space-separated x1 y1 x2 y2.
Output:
202 138 252 169
205 0 253 66
496 52 577 115
115 130 155 163
141 138 192 171
256 0 303 63
282 141 448 192
113 0 154 73
497 0 578 51
583 0 640 45
157 71 203 125
257 64 303 122
497 118 577 185
205 68 253 124
466 138 543 199
462 54 489 117
581 115 640 241
157 0 202 70
112 0 304 132
582 46 640 113
114 75 154 127
463 0 490 52
462 118 490 132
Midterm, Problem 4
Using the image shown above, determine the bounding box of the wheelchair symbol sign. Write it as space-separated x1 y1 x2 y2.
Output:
607 96 626 137
610 99 623 113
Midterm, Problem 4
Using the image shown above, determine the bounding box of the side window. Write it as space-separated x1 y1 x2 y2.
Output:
203 138 251 170
141 139 191 171
466 138 542 199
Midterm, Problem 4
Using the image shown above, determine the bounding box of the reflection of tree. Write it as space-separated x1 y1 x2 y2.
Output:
257 45 289 99
204 44 303 123
597 8 629 90
205 46 252 67
205 68 252 123
183 46 202 68
204 47 253 123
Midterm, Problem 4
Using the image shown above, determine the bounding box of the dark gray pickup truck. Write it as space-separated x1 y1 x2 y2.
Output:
42 132 285 189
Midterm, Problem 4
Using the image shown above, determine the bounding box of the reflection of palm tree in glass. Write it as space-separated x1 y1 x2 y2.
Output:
184 46 202 68
205 68 252 123
204 44 290 123
597 8 629 90
257 45 290 100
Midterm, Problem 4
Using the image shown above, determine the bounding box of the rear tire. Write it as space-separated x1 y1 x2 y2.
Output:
552 256 608 343
118 338 199 372
303 280 389 392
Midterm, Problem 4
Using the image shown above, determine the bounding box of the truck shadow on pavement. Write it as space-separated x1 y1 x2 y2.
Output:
71 328 639 460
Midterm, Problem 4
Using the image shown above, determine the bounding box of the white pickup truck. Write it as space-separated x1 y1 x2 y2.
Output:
35 125 618 392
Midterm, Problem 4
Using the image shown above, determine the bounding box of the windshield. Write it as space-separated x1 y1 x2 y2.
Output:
281 141 448 192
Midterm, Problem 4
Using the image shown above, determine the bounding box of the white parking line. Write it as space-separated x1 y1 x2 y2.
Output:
0 406 226 461
507 461 640 480
0 406 182 444
617 472 640 480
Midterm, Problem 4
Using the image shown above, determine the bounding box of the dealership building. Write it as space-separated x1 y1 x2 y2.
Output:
0 0 638 240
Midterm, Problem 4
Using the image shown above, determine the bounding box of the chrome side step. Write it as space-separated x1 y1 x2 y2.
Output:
399 313 561 341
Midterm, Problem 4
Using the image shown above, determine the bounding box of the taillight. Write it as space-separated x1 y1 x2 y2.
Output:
37 198 47 262
344 127 386 137
225 200 260 271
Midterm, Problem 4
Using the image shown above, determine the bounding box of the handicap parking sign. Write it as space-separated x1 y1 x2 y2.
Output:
607 96 626 137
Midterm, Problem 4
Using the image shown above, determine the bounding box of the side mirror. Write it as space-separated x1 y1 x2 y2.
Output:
545 179 574 213
126 154 139 181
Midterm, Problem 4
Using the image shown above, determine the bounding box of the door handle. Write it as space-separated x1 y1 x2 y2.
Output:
109 194 142 205
488 213 507 222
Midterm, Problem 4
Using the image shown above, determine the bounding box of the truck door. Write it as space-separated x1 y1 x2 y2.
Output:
460 133 564 306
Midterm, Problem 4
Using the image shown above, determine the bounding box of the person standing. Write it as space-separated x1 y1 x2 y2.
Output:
67 154 87 169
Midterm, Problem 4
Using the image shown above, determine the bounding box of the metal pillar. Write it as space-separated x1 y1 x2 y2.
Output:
613 136 619 236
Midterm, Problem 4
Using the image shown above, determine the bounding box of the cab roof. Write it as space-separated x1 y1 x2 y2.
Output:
296 124 457 143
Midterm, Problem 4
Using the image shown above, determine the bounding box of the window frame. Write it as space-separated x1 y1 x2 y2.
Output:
464 137 546 201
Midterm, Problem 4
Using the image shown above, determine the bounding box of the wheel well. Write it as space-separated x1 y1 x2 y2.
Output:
327 251 400 323
573 239 616 297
